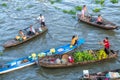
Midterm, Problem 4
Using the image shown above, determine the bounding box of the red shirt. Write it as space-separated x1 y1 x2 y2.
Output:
103 39 110 49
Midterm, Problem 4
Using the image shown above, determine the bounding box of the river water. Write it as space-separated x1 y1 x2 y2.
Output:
0 0 120 80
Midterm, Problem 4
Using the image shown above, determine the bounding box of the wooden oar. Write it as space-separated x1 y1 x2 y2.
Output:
116 26 119 30
47 31 53 39
23 21 39 31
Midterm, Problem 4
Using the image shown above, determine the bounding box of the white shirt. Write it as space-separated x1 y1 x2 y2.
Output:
81 9 85 15
30 27 36 33
37 16 45 22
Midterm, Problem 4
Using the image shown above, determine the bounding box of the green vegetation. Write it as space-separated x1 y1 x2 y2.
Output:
110 0 118 4
16 7 21 11
50 0 55 4
27 5 34 8
75 6 82 11
100 0 105 5
63 10 76 15
50 0 62 4
56 0 62 2
73 49 107 62
95 0 101 4
54 6 61 10
73 51 95 62
95 0 105 6
72 16 76 19
1 3 7 7
93 8 101 13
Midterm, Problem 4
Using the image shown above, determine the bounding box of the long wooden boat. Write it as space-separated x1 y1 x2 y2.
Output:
77 14 118 30
79 69 120 80
0 57 36 74
38 50 118 68
0 38 85 74
3 26 48 48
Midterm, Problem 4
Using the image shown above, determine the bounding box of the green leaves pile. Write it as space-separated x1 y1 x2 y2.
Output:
73 49 108 62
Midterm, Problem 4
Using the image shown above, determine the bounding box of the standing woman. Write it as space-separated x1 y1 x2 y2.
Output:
81 5 87 19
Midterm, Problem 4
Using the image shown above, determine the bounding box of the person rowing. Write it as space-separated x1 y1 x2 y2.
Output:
70 35 78 47
99 37 110 55
37 14 46 27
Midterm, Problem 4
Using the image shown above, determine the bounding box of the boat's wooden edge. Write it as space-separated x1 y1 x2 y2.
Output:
77 14 118 30
38 50 118 68
79 69 120 79
3 26 48 48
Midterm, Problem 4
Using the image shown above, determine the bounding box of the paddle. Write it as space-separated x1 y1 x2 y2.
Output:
23 21 39 31
116 26 119 30
47 31 53 39
74 21 80 28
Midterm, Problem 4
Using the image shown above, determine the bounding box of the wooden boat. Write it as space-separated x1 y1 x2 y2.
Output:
3 26 48 48
38 50 118 68
77 14 118 30
79 69 120 80
0 57 36 74
0 38 85 74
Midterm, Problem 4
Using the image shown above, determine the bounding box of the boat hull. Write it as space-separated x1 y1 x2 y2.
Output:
3 27 48 48
77 14 118 30
39 50 118 68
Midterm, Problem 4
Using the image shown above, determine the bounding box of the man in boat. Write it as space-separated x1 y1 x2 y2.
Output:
70 35 78 47
81 5 88 19
27 25 36 35
37 14 46 27
96 15 103 25
100 37 110 55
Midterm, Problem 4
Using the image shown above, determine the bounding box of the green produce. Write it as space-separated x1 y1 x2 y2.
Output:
73 50 95 62
73 49 108 62
97 49 108 60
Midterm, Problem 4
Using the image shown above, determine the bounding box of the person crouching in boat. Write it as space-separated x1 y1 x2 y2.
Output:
28 25 36 36
16 30 26 41
81 5 87 19
100 37 110 55
96 15 103 25
70 35 78 47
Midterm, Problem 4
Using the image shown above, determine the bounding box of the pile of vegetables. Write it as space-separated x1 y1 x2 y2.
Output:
73 49 108 62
